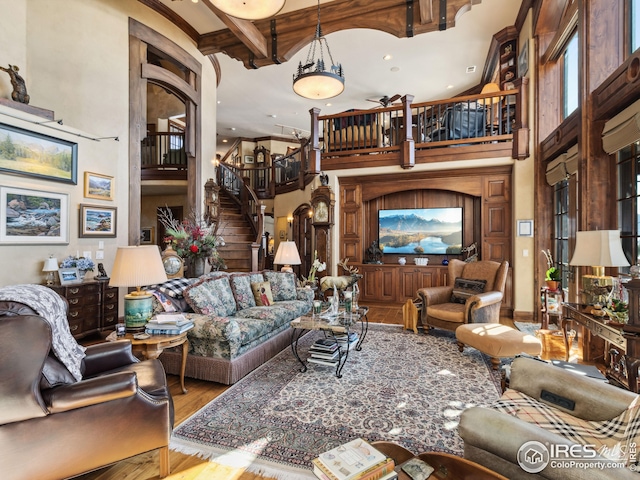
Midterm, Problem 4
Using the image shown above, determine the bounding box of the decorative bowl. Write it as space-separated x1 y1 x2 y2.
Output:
414 258 429 266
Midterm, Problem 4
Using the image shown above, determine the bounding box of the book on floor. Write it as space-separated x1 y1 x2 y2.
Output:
308 357 339 367
313 438 392 480
310 350 340 361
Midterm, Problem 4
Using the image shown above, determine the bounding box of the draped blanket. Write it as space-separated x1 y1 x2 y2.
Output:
0 284 86 380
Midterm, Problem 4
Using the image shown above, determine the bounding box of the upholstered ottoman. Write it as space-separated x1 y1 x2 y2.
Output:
455 323 542 369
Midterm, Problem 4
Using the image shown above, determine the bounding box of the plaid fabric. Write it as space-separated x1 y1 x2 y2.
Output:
491 389 640 463
146 278 195 298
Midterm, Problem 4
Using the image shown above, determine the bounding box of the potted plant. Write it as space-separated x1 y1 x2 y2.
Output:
542 249 561 290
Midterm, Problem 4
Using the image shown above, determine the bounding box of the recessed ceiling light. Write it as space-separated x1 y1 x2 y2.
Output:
222 139 228 143
325 103 332 106
447 85 454 89
217 100 221 104
466 66 476 73
383 54 392 61
230 127 236 131
269 114 277 118
390 66 400 72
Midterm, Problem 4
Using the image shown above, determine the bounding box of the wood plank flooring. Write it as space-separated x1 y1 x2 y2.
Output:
77 302 516 480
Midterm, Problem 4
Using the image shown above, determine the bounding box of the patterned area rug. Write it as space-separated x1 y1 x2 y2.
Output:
170 324 502 480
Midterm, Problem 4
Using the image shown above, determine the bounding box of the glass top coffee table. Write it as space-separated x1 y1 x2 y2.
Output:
290 306 369 378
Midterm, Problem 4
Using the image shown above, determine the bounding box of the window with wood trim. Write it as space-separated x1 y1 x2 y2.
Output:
563 32 579 119
554 179 570 286
617 142 640 271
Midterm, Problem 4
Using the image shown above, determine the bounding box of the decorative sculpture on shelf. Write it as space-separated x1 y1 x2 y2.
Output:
95 263 110 282
365 240 383 264
0 64 30 104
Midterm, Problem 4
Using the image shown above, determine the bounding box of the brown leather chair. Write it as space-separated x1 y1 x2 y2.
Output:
417 259 509 332
0 299 174 480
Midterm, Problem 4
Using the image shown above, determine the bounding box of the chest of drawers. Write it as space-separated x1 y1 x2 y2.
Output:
50 281 119 338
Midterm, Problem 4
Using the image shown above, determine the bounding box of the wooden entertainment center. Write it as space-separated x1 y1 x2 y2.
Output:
339 166 513 312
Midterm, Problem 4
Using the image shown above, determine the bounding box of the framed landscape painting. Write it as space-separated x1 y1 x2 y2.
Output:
79 204 117 238
84 172 114 200
0 186 69 244
0 123 78 184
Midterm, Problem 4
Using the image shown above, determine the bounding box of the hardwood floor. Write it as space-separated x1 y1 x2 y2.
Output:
77 302 516 480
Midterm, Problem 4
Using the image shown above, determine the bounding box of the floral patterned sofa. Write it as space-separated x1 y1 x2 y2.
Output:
153 271 313 385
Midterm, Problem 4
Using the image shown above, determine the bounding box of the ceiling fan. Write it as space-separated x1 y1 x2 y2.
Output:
366 94 402 107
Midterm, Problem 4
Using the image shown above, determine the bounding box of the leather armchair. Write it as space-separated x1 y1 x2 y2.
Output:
459 357 639 479
0 299 174 480
417 259 508 332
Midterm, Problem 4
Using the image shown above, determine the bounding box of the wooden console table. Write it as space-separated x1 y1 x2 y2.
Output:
562 303 639 392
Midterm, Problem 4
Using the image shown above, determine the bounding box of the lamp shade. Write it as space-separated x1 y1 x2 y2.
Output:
43 256 59 272
109 245 168 289
211 0 285 20
273 241 301 266
569 230 630 267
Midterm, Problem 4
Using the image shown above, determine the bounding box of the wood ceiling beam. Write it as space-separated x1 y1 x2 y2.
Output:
201 0 268 58
198 0 480 69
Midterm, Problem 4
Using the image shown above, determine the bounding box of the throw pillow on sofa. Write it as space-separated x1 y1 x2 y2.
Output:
450 278 487 304
263 271 297 301
251 281 274 306
146 277 195 298
184 276 237 316
229 273 258 310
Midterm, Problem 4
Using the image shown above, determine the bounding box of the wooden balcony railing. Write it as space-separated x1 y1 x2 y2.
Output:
141 132 188 180
312 78 529 170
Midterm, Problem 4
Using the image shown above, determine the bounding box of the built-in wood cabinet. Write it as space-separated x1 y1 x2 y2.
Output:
357 264 450 304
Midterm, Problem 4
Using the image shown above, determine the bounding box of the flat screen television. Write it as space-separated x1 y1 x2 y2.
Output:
378 207 463 255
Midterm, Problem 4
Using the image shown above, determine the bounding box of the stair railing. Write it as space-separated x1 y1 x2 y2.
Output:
272 138 312 194
216 162 265 271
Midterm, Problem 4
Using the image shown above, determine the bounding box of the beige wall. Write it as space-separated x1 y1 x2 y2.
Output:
0 0 217 287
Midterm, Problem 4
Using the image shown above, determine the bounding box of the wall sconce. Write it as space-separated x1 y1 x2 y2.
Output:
287 215 294 227
308 209 314 218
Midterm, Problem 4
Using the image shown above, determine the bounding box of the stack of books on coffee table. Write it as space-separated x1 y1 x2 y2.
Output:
308 338 340 367
312 438 397 480
145 313 194 335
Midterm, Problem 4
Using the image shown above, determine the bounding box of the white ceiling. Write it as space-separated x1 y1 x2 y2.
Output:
158 0 522 154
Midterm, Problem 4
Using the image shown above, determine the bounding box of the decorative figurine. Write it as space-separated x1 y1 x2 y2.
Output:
0 64 30 104
365 241 383 264
95 262 110 281
319 171 329 186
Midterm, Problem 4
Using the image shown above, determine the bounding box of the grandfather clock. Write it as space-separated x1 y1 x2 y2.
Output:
311 185 334 275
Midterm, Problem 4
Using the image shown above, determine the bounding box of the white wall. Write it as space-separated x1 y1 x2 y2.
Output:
0 0 217 287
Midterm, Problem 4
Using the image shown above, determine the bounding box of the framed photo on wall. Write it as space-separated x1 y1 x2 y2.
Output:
0 186 69 244
141 226 155 244
244 155 254 164
0 123 78 184
79 204 117 238
84 172 114 200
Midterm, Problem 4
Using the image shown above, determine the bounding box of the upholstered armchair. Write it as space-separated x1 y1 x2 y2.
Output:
459 357 639 479
0 292 174 480
417 259 508 332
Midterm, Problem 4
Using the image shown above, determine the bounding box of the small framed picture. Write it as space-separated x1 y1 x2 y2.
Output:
84 172 114 201
279 230 286 239
244 155 254 164
59 267 81 285
517 219 534 237
140 226 155 244
518 40 529 77
79 204 117 238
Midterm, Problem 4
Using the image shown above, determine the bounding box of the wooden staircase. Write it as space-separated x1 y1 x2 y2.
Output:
216 190 255 272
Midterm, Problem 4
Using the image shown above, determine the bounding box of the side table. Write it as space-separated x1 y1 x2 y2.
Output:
371 441 508 480
108 331 189 394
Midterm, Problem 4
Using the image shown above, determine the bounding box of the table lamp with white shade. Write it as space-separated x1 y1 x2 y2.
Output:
273 241 301 273
43 255 59 286
569 230 630 304
109 245 168 331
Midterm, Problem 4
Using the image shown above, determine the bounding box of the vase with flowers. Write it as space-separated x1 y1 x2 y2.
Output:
302 250 326 290
60 255 96 279
158 207 226 278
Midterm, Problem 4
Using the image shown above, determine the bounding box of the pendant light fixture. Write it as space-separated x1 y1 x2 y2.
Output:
210 0 285 20
292 0 344 100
